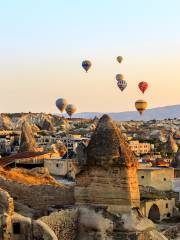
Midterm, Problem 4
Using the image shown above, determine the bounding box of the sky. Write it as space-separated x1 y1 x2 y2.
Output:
0 0 180 113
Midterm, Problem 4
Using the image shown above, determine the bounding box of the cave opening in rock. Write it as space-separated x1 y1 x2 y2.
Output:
148 204 160 222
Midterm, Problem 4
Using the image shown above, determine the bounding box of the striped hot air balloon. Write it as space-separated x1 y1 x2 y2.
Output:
117 80 127 91
138 81 148 94
135 100 148 115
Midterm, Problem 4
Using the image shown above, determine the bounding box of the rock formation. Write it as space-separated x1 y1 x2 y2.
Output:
175 147 180 168
75 115 139 213
75 115 167 239
19 121 36 152
0 114 12 130
42 118 55 132
165 132 178 154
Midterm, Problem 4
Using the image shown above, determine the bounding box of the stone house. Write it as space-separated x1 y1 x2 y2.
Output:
138 167 174 191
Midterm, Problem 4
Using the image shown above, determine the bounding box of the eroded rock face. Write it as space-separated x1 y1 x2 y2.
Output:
42 118 55 132
165 133 178 154
75 115 140 213
0 114 12 130
86 114 137 167
19 121 36 152
76 207 167 240
175 148 180 168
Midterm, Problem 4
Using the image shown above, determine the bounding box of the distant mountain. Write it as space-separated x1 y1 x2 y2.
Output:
73 105 180 121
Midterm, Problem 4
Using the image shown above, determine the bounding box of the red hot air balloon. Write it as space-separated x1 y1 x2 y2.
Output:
138 81 148 94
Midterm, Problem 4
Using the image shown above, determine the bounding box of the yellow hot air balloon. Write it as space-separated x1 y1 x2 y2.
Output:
116 74 124 81
117 56 123 64
135 100 148 115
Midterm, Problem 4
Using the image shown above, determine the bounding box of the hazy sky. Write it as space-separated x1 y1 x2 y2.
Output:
0 0 180 113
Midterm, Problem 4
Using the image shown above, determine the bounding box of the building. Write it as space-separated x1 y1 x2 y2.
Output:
44 157 76 179
129 140 153 155
141 198 176 222
138 167 174 191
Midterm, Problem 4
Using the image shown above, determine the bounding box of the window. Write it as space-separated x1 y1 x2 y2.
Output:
56 163 59 168
13 222 21 234
141 176 144 179
164 178 166 181
166 203 168 208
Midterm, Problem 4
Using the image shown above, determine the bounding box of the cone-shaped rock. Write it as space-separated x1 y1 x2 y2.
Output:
75 114 140 212
86 114 137 167
165 132 178 154
19 121 36 152
42 118 54 132
175 147 180 168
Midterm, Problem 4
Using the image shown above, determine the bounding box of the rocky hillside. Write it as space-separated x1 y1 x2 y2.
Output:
0 113 62 131
73 104 180 121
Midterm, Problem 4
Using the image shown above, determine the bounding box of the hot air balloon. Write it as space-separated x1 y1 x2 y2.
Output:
82 60 92 72
117 80 127 91
117 56 123 64
135 100 148 115
116 74 124 81
138 81 148 94
56 98 68 113
66 104 77 118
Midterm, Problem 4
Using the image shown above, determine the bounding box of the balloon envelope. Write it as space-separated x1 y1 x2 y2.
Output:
138 81 148 94
56 98 68 112
117 56 123 63
117 80 127 91
135 100 148 115
82 60 92 72
116 74 124 81
66 104 77 117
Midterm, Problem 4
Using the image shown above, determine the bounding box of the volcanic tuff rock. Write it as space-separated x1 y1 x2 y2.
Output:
86 114 137 167
19 121 36 152
42 118 55 131
175 147 180 168
75 114 140 213
165 132 178 153
0 114 13 130
1 113 56 130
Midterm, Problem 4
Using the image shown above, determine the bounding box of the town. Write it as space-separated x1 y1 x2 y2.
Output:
0 112 179 239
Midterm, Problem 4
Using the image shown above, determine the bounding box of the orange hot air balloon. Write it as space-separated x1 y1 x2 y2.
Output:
138 81 148 94
65 104 77 118
135 100 148 115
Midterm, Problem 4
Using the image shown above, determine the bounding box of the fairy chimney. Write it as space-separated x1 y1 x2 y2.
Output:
75 115 140 213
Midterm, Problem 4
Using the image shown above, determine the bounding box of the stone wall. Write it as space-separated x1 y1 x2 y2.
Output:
0 176 74 212
41 208 78 240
